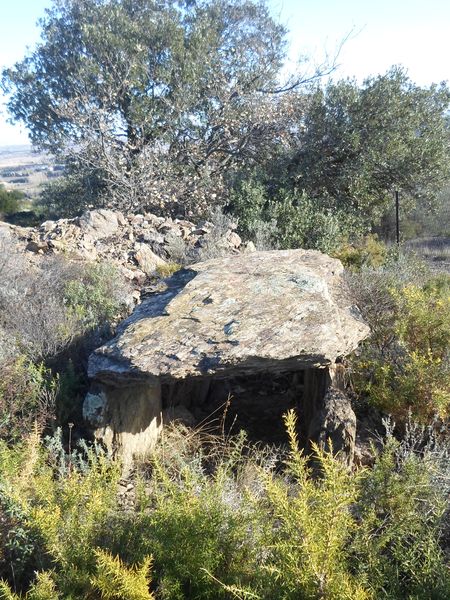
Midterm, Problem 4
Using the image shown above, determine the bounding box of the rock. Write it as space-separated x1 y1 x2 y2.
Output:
83 382 162 471
308 387 356 467
129 214 145 225
131 269 147 284
243 241 256 253
26 240 49 253
116 212 127 227
140 231 165 245
226 231 242 248
89 249 370 384
5 209 247 291
41 220 55 232
79 209 119 239
47 239 67 252
134 243 167 276
83 390 108 428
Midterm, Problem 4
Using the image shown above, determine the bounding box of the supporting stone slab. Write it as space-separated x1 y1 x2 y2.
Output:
83 381 162 470
304 365 356 467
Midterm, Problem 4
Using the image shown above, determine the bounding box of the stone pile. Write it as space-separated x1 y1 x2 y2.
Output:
1 208 253 290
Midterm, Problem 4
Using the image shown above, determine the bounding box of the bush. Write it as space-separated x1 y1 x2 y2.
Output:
348 254 450 423
0 234 130 362
351 427 450 599
229 180 365 253
0 356 57 443
334 234 387 270
0 430 122 595
63 262 130 334
0 187 24 216
0 418 449 599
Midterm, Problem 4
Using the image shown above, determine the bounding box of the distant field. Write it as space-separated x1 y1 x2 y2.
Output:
0 144 58 198
0 144 48 167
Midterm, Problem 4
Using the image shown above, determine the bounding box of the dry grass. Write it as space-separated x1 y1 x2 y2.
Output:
404 237 450 273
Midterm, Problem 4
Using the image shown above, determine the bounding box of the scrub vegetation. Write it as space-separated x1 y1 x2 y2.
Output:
0 1 449 598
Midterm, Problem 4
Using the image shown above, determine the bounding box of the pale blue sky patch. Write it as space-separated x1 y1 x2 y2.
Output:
1 0 449 145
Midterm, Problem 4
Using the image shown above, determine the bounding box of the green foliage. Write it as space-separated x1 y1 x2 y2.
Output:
155 262 181 279
262 411 369 600
139 432 267 599
36 172 105 219
0 235 129 363
286 68 450 229
2 0 294 215
334 234 387 270
230 68 450 245
350 260 450 423
0 421 448 599
0 356 58 442
0 571 60 600
0 187 25 216
0 429 122 596
230 180 363 253
91 550 154 600
63 262 126 333
351 434 449 599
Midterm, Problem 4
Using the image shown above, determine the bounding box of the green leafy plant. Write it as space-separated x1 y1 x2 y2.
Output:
352 273 450 422
63 262 128 332
0 356 58 443
334 234 387 270
351 432 450 599
0 187 24 216
91 550 154 600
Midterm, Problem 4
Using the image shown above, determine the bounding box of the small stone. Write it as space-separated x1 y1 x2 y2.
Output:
79 209 119 239
243 241 256 253
134 244 167 276
40 220 55 232
227 231 242 248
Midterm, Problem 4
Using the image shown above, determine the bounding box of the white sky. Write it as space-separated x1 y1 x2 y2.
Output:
1 0 449 146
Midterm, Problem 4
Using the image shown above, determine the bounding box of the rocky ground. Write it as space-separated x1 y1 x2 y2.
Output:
0 208 255 303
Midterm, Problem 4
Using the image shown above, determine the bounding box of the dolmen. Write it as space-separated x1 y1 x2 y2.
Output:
85 249 370 467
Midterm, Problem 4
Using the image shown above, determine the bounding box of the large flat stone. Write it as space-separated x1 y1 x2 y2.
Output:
89 249 369 385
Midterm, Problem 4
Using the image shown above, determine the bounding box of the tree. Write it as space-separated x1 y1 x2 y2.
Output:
2 0 321 216
0 186 25 215
284 68 450 229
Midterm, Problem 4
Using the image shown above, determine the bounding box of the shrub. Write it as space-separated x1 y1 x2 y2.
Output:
155 262 182 278
0 187 24 216
334 234 387 270
0 572 59 600
63 262 130 334
348 254 450 423
132 430 269 600
0 238 78 361
260 411 369 600
0 418 448 599
0 234 130 362
229 180 365 253
0 430 122 596
91 550 154 600
0 356 58 443
351 430 450 599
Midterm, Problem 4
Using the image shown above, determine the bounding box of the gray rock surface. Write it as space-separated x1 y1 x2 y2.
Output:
79 209 120 239
308 386 357 467
89 249 370 384
1 209 245 304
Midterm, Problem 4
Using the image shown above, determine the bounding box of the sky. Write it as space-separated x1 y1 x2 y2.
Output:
1 0 450 146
